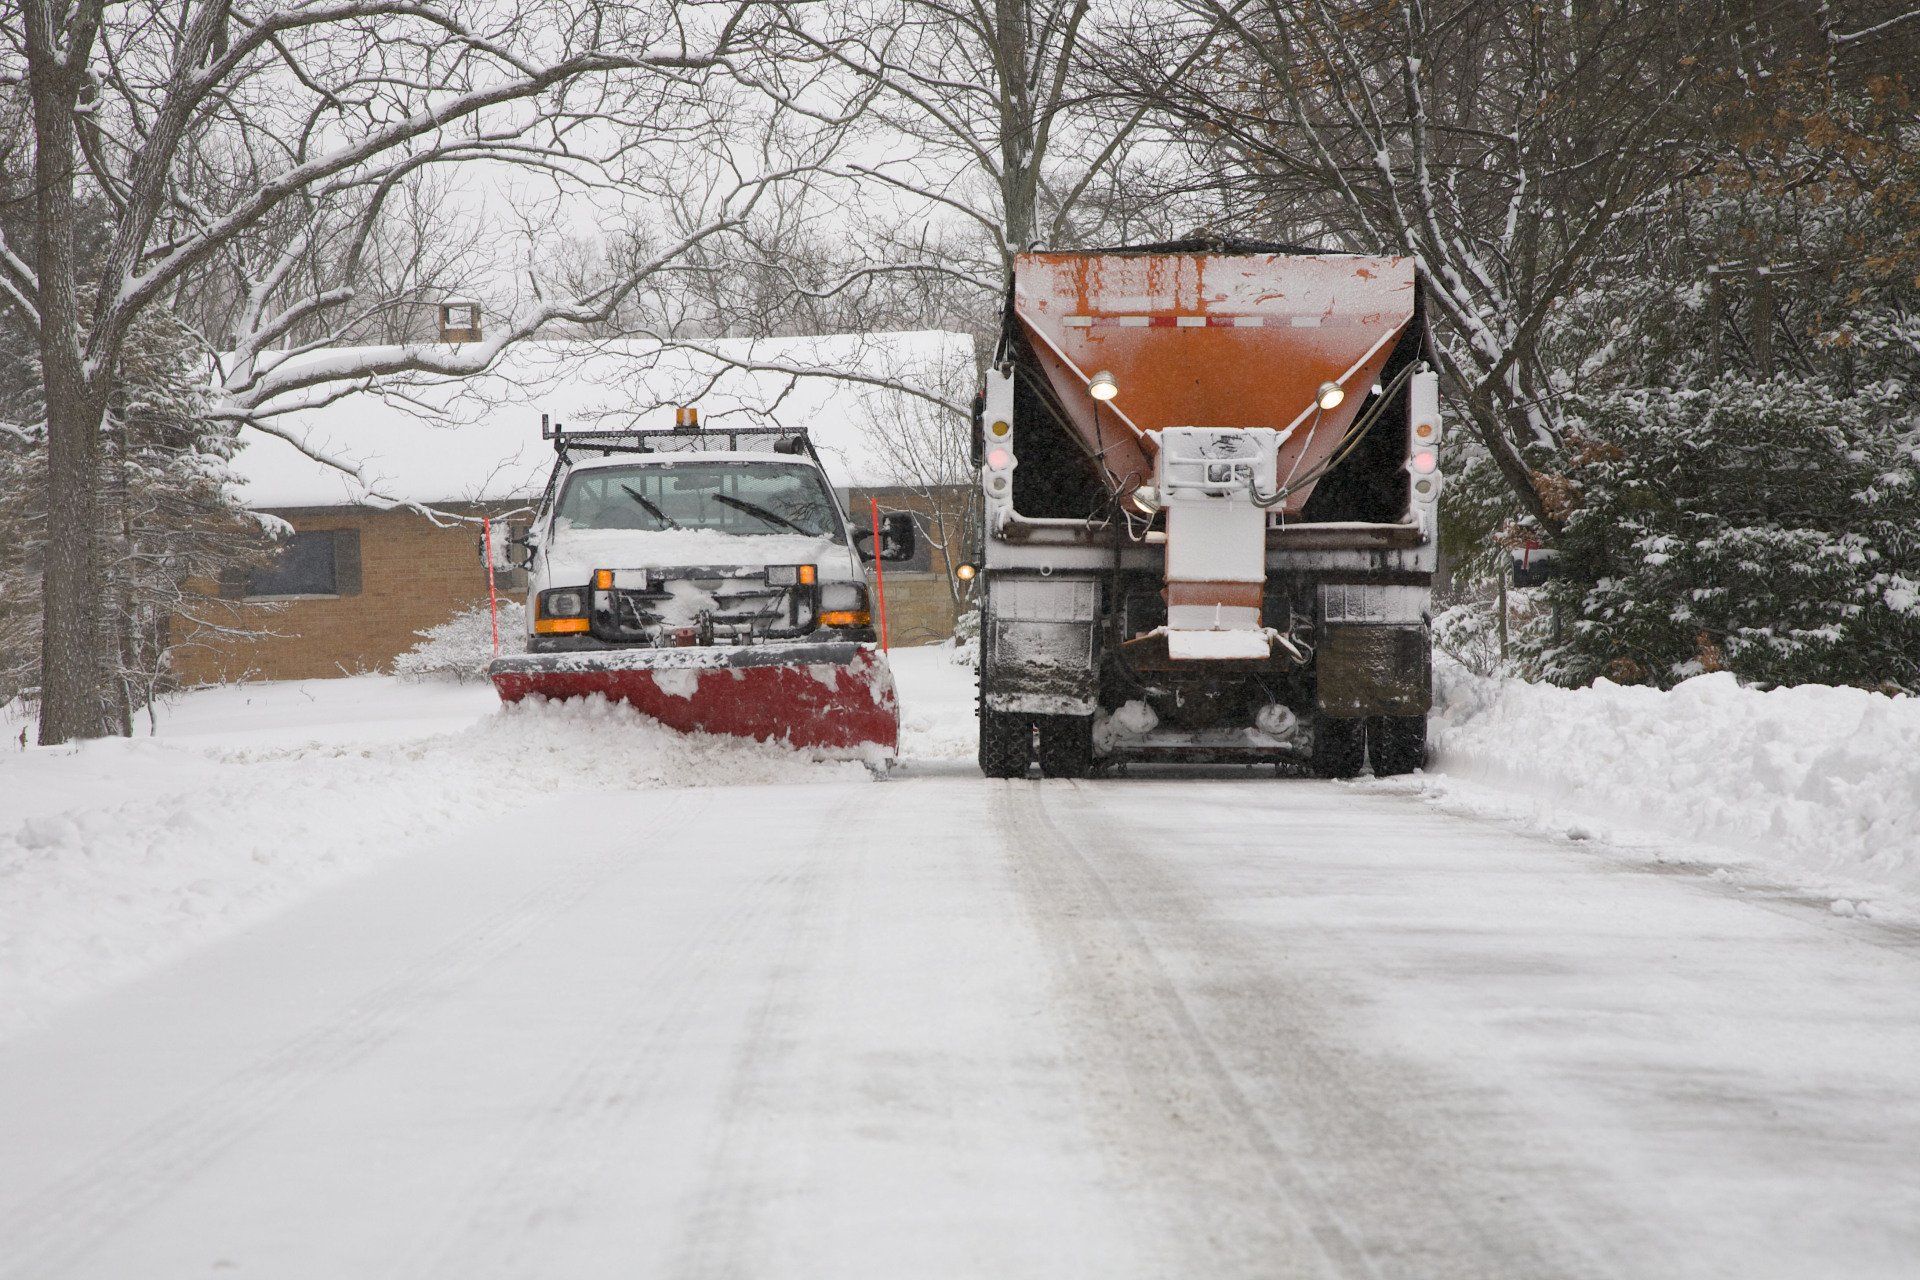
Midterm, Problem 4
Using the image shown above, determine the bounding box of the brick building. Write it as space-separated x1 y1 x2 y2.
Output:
174 333 975 685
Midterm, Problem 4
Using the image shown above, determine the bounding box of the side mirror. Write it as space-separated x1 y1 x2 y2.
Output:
969 388 986 468
857 511 917 563
483 525 512 572
501 527 536 572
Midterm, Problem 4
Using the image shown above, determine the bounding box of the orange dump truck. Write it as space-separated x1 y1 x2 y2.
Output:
973 239 1442 778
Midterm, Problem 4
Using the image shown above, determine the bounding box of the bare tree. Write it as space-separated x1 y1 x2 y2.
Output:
1122 0 1741 527
775 0 1192 290
847 344 978 607
1 0 835 742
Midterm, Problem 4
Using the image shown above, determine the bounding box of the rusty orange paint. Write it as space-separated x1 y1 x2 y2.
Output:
1014 251 1417 515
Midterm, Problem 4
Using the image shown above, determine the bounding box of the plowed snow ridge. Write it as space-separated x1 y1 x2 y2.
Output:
1424 660 1920 912
0 694 868 1037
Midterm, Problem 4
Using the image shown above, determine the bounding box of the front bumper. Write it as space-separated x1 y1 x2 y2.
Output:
529 625 876 654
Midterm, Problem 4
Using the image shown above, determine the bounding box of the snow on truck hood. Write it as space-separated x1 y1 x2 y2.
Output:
544 525 848 581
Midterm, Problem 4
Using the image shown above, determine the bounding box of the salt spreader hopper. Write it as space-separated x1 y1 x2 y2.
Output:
488 418 916 756
973 239 1442 778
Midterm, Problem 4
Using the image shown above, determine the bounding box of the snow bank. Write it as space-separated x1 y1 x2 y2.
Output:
889 642 978 763
1427 662 1920 911
0 687 869 1039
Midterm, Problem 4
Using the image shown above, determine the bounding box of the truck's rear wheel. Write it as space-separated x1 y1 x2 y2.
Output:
979 711 1032 777
1367 715 1428 776
1036 715 1094 779
1312 714 1366 779
979 672 1032 779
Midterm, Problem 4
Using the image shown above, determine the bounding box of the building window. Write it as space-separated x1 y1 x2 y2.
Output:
246 529 357 598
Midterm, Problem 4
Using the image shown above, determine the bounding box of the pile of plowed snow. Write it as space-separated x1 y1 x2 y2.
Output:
1424 663 1920 914
0 685 870 1038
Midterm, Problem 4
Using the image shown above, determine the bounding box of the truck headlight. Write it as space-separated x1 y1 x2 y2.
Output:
818 581 870 627
541 588 586 617
535 587 590 634
765 565 816 586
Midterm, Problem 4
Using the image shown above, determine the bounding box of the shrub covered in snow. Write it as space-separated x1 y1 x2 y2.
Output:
946 600 980 666
392 600 526 682
1524 381 1920 691
1431 591 1550 679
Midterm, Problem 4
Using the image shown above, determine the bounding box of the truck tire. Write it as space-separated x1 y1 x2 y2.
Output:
1367 715 1427 776
979 710 1031 777
978 667 1031 778
1036 715 1094 779
1312 714 1366 779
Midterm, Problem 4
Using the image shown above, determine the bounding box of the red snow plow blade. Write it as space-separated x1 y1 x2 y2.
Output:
488 641 898 755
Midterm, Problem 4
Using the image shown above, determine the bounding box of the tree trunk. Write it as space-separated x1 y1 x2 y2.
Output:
38 384 112 744
994 0 1037 258
28 0 115 744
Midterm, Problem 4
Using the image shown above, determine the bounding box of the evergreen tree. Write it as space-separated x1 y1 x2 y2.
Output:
0 305 271 728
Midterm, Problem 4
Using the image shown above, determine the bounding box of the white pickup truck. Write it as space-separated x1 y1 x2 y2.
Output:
488 422 914 754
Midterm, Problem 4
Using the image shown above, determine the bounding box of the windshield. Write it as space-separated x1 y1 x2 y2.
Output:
554 460 844 540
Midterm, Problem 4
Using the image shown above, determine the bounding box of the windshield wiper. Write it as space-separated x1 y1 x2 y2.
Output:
620 484 679 529
712 492 810 535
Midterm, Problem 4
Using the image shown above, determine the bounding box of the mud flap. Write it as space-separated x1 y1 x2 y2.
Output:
981 577 1099 718
489 642 899 754
1315 625 1432 718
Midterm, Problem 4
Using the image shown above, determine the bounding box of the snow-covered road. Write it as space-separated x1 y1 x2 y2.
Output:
3 756 1917 1278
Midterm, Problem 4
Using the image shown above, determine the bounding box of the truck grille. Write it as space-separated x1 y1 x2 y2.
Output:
590 566 817 644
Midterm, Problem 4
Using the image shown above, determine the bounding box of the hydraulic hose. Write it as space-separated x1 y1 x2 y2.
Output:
1253 361 1420 509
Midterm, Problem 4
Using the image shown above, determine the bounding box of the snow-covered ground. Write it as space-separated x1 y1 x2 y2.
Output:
4 649 1920 1277
0 679 1912 1280
1414 661 1920 919
0 667 910 1041
4 648 1916 1040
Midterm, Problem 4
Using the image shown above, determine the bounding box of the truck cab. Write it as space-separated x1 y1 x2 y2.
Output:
513 426 912 654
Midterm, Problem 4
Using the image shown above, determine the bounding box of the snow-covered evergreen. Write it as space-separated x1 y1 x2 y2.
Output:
1528 381 1920 689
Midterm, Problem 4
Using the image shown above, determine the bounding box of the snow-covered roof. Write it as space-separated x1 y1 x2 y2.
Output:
225 331 975 509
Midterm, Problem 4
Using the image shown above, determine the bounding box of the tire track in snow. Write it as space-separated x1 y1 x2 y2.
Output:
996 780 1622 1280
663 792 861 1280
393 849 830 1280
0 800 691 1280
